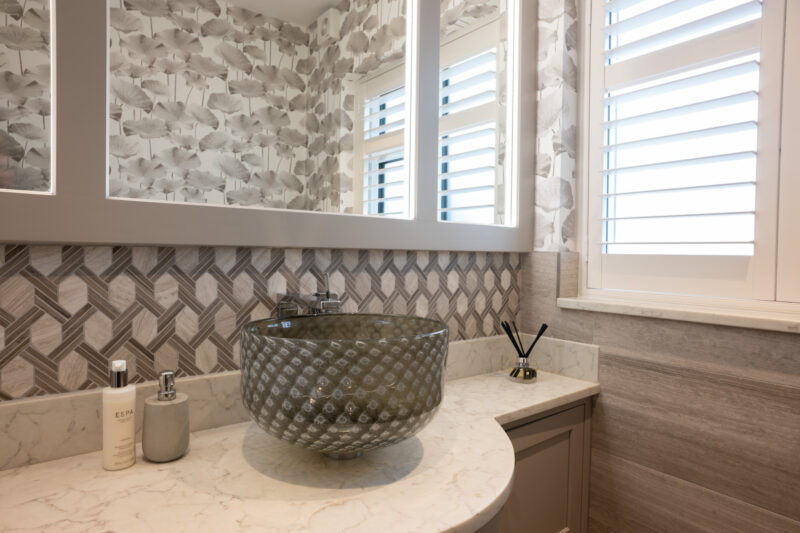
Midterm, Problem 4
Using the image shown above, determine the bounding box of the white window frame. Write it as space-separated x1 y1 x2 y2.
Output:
0 0 535 253
355 17 507 225
569 0 800 329
776 0 800 303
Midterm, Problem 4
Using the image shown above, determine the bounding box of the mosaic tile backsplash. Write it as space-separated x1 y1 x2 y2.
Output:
0 245 519 401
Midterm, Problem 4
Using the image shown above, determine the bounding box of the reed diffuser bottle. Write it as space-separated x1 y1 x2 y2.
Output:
102 360 136 471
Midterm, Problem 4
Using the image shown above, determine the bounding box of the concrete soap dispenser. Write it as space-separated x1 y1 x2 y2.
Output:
142 370 189 462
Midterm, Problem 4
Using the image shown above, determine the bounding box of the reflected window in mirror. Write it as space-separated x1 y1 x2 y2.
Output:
358 76 408 218
438 0 508 226
0 0 52 193
107 0 409 217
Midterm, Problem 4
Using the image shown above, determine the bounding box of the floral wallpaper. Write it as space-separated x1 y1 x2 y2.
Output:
534 0 578 251
109 0 411 213
306 0 407 213
441 0 502 36
0 0 50 192
108 0 312 208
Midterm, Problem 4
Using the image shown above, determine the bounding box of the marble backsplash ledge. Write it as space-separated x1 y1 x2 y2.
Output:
0 245 520 401
0 334 598 471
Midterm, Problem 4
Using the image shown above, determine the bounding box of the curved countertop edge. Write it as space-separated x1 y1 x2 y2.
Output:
0 371 599 533
443 373 600 532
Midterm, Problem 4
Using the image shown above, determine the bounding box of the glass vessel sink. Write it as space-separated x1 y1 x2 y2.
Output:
240 314 449 459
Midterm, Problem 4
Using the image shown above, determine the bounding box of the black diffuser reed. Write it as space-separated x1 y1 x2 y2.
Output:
502 321 548 381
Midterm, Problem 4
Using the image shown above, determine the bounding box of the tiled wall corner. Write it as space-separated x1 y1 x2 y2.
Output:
0 245 520 401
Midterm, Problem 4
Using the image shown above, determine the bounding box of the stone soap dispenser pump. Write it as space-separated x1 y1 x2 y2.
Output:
142 371 189 463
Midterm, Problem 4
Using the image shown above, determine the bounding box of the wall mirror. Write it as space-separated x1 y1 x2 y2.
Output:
0 0 51 193
107 0 411 218
0 0 534 251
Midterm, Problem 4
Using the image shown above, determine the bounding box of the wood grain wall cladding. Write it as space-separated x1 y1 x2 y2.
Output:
593 353 800 522
589 450 800 533
520 251 800 532
0 245 520 401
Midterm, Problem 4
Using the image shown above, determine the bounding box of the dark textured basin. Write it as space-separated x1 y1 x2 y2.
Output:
240 314 449 459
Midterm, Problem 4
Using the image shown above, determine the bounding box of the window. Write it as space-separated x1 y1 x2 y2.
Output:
586 0 789 301
439 49 501 224
362 88 408 218
358 15 508 225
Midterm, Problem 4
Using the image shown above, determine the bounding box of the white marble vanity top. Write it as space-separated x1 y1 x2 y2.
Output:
0 371 599 533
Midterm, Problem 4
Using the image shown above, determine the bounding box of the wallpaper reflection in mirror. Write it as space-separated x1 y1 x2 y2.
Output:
0 0 51 192
107 0 408 215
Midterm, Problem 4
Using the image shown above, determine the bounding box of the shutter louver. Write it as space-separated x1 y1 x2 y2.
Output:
601 0 763 256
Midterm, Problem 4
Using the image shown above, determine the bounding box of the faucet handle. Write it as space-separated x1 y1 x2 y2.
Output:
276 295 300 318
312 287 341 314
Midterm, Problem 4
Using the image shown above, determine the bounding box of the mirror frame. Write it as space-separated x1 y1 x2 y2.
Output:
0 0 535 252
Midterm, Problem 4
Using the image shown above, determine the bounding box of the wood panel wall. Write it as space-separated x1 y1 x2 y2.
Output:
520 251 800 533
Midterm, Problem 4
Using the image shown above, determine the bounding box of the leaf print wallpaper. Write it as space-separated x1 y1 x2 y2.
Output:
108 0 408 213
0 0 50 192
109 0 313 208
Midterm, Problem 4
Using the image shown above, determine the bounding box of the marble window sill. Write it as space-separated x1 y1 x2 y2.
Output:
558 296 800 335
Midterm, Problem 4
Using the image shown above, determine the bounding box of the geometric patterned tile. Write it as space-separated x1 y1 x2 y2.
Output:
1 356 34 398
196 339 217 373
233 273 253 306
131 309 158 346
195 272 217 307
0 277 35 318
84 246 112 275
30 315 61 355
154 274 179 309
175 307 199 342
215 305 236 339
84 312 113 350
29 246 60 276
0 245 521 401
58 351 88 391
109 275 136 312
155 343 179 373
58 275 88 315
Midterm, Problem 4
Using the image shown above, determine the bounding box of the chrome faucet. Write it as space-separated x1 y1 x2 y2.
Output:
275 274 342 318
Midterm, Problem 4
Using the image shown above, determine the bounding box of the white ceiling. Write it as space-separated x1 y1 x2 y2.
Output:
229 0 340 27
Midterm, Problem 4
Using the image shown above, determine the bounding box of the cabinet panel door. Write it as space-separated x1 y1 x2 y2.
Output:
500 405 585 533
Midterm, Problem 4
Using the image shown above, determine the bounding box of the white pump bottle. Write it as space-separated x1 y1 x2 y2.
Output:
102 360 136 470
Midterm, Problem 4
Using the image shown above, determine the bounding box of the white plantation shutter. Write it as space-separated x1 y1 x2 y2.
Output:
362 145 406 217
361 87 408 218
587 0 785 297
363 87 405 140
439 49 500 224
359 22 504 224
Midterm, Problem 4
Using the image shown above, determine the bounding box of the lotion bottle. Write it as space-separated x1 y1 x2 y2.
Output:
102 360 136 470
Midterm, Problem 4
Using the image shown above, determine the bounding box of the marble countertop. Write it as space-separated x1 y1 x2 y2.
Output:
0 371 599 533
